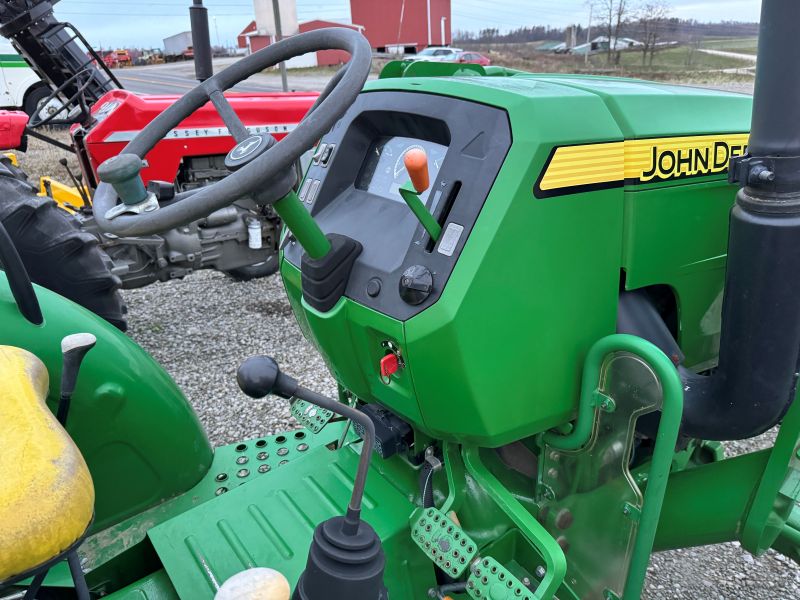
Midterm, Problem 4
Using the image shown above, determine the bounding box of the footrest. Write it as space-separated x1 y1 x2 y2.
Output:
410 507 477 578
467 557 533 600
290 399 333 433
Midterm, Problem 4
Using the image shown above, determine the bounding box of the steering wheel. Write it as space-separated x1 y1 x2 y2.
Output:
28 68 95 128
93 28 371 238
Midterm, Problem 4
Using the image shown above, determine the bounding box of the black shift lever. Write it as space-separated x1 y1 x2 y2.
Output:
237 356 388 600
57 333 97 425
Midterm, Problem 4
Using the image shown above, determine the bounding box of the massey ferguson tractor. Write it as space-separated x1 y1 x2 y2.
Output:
0 0 318 329
1 0 799 598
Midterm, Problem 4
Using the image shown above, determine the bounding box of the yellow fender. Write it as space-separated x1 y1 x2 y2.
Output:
0 346 94 581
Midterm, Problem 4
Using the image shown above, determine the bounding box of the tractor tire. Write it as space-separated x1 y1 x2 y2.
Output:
0 157 128 330
224 254 279 282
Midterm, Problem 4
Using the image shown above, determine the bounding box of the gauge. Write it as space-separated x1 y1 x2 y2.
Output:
357 136 448 203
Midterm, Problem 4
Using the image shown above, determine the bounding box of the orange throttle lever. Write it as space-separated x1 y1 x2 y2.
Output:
398 148 441 242
404 148 430 193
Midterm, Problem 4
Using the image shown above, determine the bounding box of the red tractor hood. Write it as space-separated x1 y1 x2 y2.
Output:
80 89 319 185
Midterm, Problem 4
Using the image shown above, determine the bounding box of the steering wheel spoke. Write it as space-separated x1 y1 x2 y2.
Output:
206 86 250 143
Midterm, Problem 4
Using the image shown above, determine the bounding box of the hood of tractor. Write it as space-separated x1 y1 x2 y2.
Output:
77 89 319 186
281 73 752 447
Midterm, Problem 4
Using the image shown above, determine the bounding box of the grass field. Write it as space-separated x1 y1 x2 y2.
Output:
701 36 759 55
460 40 755 83
606 45 754 72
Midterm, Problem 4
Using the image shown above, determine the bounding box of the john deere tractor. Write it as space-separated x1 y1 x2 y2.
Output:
1 1 799 598
0 0 318 330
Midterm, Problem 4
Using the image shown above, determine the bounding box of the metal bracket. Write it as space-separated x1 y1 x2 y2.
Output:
592 390 616 413
622 502 642 523
104 192 159 220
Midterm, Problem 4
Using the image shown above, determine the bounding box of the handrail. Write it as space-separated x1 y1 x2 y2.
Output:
543 334 684 599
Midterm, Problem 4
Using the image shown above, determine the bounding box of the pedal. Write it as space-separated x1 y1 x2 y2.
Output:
290 398 333 433
410 507 477 578
467 557 533 600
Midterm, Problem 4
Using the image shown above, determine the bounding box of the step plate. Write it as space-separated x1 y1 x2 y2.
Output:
410 507 477 578
290 398 334 433
467 557 533 600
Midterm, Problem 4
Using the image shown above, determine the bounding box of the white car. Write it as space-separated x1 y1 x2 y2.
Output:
0 39 49 116
409 47 464 62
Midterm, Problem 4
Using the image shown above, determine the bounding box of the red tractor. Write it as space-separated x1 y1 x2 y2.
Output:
0 0 319 330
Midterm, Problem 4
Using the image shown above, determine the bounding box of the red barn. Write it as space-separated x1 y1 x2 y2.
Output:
237 19 362 66
350 0 451 53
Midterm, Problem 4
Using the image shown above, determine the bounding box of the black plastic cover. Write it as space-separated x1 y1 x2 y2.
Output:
301 234 363 312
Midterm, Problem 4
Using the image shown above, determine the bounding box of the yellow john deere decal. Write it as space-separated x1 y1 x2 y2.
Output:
534 133 749 198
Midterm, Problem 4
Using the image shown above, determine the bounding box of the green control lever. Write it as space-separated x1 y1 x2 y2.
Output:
97 153 159 219
272 189 332 260
399 148 442 242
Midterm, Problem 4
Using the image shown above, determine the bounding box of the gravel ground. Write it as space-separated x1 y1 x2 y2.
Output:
121 271 799 600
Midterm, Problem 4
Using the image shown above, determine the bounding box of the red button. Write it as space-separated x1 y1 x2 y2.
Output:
380 353 399 379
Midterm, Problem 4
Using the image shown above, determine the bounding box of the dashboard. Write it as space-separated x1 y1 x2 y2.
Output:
285 91 512 321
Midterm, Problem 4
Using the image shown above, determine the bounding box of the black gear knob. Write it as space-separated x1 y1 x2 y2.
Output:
237 355 298 399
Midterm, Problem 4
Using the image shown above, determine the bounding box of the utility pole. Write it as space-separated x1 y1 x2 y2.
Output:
213 15 220 48
426 0 432 46
441 17 446 45
585 2 593 65
272 0 289 92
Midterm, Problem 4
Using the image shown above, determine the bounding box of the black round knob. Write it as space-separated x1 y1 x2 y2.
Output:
399 265 433 305
236 355 280 398
366 277 382 297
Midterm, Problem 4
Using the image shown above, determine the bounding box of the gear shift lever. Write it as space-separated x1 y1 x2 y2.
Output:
57 333 97 425
237 355 388 599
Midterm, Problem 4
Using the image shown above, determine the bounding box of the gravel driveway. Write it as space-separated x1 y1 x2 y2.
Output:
123 270 799 600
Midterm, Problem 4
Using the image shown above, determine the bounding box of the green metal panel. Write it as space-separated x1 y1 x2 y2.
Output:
146 442 434 599
621 180 736 367
0 275 213 531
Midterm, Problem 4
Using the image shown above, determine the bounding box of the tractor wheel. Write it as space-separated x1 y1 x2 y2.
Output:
0 157 128 330
23 85 51 119
224 255 279 282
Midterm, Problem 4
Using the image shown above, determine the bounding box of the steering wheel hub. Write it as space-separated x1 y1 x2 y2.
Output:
225 133 274 171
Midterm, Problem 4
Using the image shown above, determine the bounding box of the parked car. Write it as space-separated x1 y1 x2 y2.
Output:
409 46 464 62
448 51 492 66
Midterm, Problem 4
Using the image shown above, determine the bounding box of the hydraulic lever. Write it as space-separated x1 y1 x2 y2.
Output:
398 148 442 243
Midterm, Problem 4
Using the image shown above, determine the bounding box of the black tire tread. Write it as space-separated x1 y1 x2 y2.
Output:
0 157 128 330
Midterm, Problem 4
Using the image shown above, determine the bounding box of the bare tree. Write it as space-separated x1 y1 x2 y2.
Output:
637 1 670 66
600 0 632 64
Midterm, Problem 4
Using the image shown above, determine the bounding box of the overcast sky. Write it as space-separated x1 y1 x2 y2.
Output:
51 0 762 49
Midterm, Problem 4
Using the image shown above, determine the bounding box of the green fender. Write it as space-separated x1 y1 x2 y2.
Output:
0 273 213 532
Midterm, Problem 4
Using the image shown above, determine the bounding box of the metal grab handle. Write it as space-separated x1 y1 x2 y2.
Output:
0 220 43 325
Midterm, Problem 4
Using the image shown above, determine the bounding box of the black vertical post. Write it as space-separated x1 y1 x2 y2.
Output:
748 0 800 157
189 0 213 82
678 0 800 440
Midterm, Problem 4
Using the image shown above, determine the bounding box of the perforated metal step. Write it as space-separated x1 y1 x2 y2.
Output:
410 507 477 578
